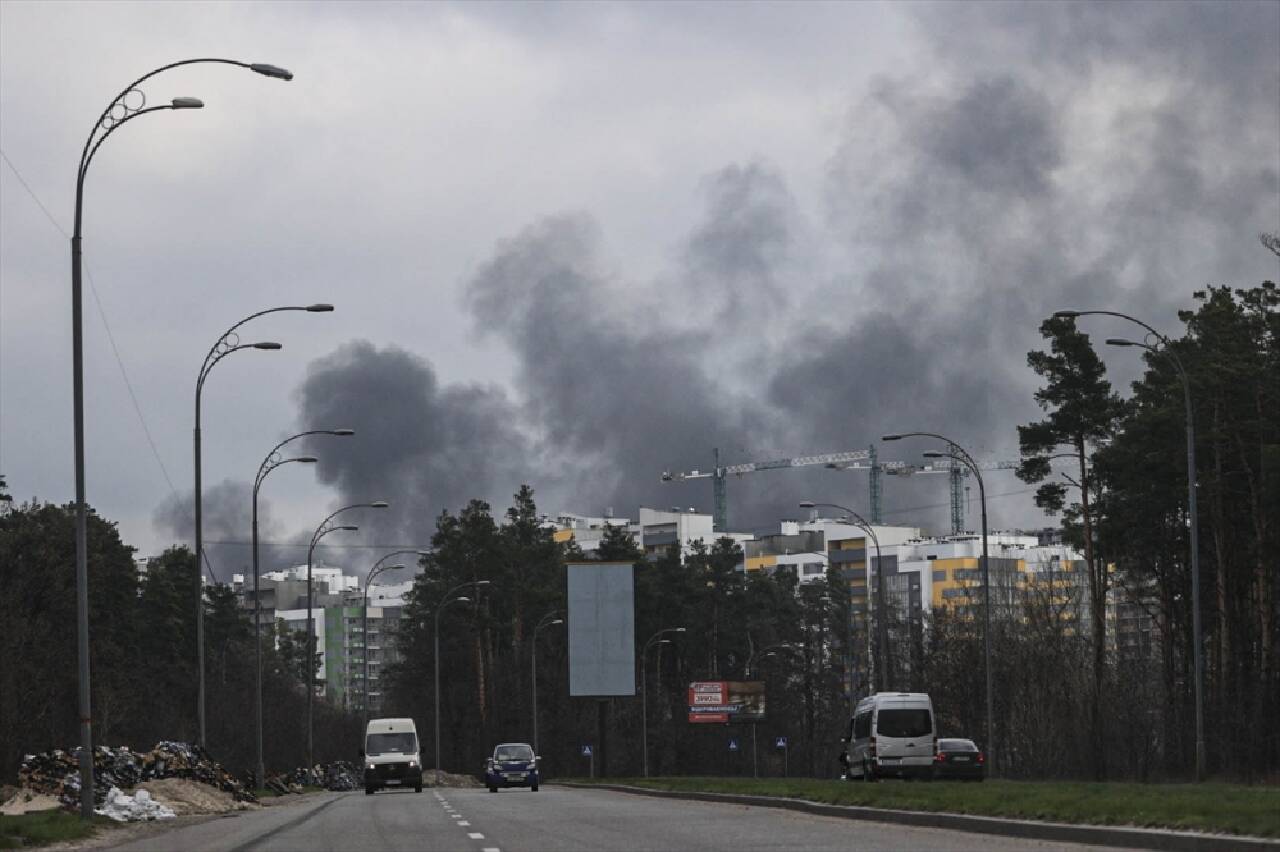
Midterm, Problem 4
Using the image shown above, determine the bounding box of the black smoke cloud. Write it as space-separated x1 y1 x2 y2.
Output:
152 479 292 582
293 341 535 549
285 1 1277 541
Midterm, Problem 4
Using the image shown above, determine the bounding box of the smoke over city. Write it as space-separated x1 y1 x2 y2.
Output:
275 1 1276 554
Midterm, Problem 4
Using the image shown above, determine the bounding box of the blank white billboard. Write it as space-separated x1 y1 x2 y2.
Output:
567 562 635 697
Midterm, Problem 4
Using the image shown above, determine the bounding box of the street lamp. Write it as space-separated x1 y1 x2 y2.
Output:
251 429 353 789
69 58 291 819
745 643 797 779
306 501 389 770
884 432 995 774
361 550 429 728
1058 308 1204 781
641 627 685 778
531 612 564 755
195 306 334 748
799 501 883 706
435 579 492 785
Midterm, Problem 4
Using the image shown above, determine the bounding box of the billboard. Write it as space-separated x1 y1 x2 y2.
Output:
567 562 636 696
687 681 766 723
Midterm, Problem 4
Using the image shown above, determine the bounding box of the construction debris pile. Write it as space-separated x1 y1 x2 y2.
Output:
261 761 363 794
18 742 257 812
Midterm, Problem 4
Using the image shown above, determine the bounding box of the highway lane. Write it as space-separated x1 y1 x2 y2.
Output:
107 785 1136 852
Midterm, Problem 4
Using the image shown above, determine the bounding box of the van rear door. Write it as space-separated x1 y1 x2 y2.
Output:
874 706 934 763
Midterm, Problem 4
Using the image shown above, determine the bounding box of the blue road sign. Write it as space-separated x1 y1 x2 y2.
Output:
728 738 740 752
775 736 788 749
582 745 593 757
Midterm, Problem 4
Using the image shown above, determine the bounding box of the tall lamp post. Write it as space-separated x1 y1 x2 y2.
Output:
641 627 686 778
196 305 333 747
799 501 883 703
435 579 492 785
362 550 428 729
883 432 994 774
306 501 389 770
531 612 564 755
1056 309 1204 781
252 428 354 788
745 643 796 778
69 58 291 819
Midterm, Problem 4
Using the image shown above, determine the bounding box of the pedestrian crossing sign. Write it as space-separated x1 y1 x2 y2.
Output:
581 745 592 757
775 736 788 749
728 738 740 752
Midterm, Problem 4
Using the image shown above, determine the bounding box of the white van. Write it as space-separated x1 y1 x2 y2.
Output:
839 692 937 781
362 718 422 794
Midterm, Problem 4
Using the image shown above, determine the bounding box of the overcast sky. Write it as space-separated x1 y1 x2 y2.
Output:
2 1 1277 579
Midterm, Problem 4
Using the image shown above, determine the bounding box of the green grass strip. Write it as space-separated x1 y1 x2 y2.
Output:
0 810 116 849
568 777 1280 838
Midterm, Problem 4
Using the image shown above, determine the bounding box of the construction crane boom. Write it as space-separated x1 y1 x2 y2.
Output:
662 447 871 532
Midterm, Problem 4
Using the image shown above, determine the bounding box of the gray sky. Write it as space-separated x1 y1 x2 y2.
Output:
2 1 1277 579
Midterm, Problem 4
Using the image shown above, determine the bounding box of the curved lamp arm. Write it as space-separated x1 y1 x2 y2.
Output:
255 429 354 490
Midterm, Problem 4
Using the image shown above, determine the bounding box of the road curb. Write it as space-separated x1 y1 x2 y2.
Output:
555 782 1279 851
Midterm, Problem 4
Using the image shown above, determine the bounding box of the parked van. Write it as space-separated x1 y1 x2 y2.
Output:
362 718 422 794
839 693 937 781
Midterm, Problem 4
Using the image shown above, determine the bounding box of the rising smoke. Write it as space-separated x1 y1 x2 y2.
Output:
226 2 1280 552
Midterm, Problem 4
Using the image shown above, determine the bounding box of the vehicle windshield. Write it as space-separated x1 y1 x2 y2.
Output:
939 738 977 751
494 744 534 761
875 709 932 738
367 732 417 754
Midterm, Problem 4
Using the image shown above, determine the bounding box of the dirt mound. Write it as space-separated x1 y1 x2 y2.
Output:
423 771 482 788
1 789 63 815
135 778 256 815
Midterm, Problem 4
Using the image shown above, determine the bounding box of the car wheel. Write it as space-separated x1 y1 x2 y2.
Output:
365 786 375 795
488 785 498 793
531 784 539 792
415 783 423 793
863 762 877 782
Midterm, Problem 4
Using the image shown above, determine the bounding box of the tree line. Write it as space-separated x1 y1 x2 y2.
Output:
2 279 1273 784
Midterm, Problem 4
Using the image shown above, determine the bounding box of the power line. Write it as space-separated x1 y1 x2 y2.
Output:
0 148 180 500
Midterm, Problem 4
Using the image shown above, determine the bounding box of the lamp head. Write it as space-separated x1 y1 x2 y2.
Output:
369 501 390 508
473 580 492 587
881 434 902 442
249 63 293 81
454 595 471 604
551 618 564 625
294 456 318 463
1053 310 1081 319
922 451 945 459
1106 338 1137 347
170 97 204 109
798 500 816 509
252 341 283 350
388 564 406 572
337 524 359 532
330 429 356 436
673 627 687 633
305 303 334 312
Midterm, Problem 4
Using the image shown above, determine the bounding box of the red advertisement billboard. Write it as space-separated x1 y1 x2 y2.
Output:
687 680 765 723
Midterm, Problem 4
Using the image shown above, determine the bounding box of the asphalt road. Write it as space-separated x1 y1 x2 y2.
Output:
107 785 1134 852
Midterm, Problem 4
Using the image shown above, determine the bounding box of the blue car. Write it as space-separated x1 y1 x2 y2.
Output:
485 742 540 792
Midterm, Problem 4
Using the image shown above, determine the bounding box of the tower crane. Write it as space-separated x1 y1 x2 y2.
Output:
662 446 1019 535
661 447 871 532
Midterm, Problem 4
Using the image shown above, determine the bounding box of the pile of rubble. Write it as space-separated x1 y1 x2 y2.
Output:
261 761 363 794
18 742 257 812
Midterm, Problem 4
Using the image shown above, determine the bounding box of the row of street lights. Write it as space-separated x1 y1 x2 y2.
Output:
69 57 293 820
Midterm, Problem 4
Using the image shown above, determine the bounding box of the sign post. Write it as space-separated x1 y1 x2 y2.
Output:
582 744 594 779
752 723 758 778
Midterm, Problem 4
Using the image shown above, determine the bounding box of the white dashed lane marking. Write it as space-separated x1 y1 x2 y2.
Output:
468 833 484 839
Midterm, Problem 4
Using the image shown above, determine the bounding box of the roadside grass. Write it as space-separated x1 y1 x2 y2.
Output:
0 810 116 849
567 777 1280 838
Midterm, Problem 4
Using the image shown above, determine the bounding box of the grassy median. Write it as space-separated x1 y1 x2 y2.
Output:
0 810 116 849
567 777 1280 838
